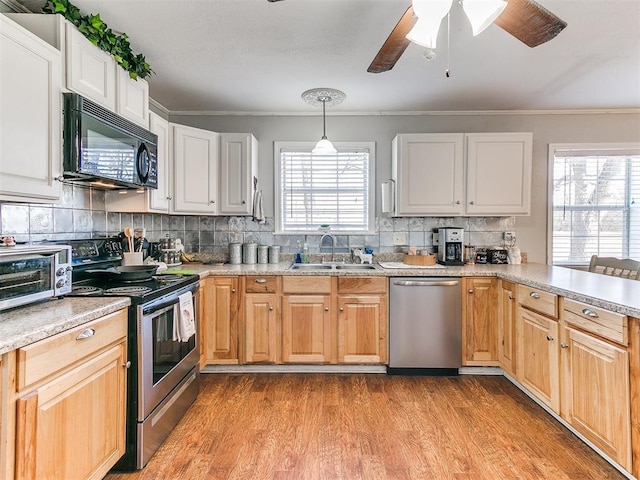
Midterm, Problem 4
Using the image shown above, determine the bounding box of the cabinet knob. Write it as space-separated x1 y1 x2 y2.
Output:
324 307 329 311
123 361 131 369
269 305 274 311
231 288 236 293
210 200 216 204
242 200 247 204
166 196 172 200
456 200 461 205
469 201 474 205
529 292 540 299
560 343 569 349
581 308 599 318
339 307 344 312
508 295 515 301
468 289 474 294
546 335 554 341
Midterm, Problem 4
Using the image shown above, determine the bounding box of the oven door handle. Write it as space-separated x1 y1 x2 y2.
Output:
143 302 178 317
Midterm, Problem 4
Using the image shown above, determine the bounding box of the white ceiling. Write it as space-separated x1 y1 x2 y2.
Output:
13 0 640 113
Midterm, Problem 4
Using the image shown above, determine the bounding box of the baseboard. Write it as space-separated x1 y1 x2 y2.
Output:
200 364 387 374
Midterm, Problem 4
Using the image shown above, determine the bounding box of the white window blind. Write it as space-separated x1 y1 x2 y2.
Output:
276 143 374 233
551 146 640 265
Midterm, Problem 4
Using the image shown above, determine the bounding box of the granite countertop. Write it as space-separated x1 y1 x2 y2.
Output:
0 297 130 355
172 261 640 318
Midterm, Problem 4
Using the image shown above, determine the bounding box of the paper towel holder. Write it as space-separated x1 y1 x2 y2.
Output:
381 179 395 215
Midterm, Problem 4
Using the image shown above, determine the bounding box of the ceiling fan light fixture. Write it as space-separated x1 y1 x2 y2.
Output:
463 0 508 36
406 0 453 49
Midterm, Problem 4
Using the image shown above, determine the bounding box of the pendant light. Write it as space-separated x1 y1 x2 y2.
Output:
301 88 346 155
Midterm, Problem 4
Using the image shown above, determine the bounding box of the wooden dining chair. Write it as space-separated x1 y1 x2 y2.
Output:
588 255 640 280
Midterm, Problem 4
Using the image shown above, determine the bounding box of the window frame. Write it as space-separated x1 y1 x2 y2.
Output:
273 141 376 235
547 142 640 266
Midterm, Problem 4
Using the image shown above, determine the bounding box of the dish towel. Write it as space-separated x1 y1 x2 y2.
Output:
252 189 265 224
173 291 196 342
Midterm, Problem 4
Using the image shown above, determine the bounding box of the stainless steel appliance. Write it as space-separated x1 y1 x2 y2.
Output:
63 93 158 190
437 228 464 266
0 244 72 311
65 238 199 470
388 277 462 375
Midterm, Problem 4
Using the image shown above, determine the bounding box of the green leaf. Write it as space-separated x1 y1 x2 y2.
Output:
90 14 103 29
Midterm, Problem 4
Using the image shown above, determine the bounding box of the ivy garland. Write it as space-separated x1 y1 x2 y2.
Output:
42 0 152 80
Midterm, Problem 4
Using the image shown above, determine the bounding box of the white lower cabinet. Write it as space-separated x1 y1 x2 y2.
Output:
0 14 62 203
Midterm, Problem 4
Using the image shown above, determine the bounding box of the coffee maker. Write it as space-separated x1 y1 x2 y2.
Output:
437 228 464 266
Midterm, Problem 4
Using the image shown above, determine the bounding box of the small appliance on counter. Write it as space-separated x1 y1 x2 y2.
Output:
437 228 464 266
487 248 509 264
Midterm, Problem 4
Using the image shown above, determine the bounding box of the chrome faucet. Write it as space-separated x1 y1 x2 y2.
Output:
320 233 336 263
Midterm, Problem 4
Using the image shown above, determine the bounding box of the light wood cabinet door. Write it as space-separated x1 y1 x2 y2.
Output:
0 15 62 203
516 307 560 412
392 133 465 216
462 277 498 366
498 280 517 375
202 277 239 365
281 294 332 363
171 123 219 214
219 133 257 215
465 132 532 215
244 293 278 363
560 324 631 470
15 342 127 480
337 295 387 364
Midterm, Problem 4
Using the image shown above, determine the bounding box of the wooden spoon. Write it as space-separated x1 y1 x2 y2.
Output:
124 226 134 252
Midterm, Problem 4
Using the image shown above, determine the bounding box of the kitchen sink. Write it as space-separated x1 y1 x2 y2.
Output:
288 263 377 271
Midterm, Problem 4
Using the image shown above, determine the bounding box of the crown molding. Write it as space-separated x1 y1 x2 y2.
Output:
1 0 31 12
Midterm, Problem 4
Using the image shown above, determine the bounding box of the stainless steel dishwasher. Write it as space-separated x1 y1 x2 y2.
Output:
388 277 462 375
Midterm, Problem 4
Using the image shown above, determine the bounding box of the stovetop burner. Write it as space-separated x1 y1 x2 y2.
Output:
71 285 104 296
105 286 152 296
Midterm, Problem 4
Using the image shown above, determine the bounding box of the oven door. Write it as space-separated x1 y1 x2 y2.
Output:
0 254 55 311
138 291 199 420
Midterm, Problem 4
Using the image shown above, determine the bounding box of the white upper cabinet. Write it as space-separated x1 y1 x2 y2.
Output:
106 111 171 213
392 133 465 216
392 132 533 216
65 24 116 111
171 124 219 214
466 132 532 215
219 133 258 215
0 14 62 202
6 13 149 128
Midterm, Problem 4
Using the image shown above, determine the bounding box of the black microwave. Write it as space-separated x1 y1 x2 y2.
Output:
63 93 158 189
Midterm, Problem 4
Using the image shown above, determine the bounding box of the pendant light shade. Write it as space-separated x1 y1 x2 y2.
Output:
301 88 346 155
406 0 452 49
463 0 508 36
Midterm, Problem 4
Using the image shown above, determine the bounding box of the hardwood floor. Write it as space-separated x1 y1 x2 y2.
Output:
105 373 625 480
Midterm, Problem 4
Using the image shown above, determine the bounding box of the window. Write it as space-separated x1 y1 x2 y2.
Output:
549 144 640 265
274 142 375 234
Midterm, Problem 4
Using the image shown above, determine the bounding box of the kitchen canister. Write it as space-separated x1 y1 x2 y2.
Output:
242 242 257 264
258 245 269 264
268 245 280 264
229 243 242 264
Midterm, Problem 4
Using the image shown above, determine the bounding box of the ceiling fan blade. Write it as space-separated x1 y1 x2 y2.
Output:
494 0 567 48
368 6 416 74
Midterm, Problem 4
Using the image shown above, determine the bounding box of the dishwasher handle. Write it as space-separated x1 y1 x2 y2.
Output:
392 280 460 287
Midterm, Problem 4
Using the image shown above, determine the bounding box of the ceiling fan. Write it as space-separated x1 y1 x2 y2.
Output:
368 0 567 74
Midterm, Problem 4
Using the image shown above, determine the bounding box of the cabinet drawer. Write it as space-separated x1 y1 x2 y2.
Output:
282 276 332 294
245 275 278 293
517 285 558 318
337 276 387 294
17 309 127 391
563 298 628 346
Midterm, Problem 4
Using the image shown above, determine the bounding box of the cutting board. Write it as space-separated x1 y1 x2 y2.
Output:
377 262 446 270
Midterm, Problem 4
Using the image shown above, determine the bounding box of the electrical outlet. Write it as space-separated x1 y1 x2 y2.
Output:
432 232 439 245
504 231 515 242
392 232 407 245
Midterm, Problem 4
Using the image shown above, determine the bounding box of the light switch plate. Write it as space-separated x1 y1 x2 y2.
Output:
392 232 407 245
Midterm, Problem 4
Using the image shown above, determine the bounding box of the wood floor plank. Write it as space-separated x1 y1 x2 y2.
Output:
105 374 626 480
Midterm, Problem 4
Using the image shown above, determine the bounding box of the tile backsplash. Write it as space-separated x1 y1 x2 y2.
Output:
0 184 516 256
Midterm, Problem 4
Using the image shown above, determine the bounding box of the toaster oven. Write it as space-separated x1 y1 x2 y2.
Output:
0 244 72 311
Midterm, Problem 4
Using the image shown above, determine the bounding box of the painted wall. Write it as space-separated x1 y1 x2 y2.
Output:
170 111 640 263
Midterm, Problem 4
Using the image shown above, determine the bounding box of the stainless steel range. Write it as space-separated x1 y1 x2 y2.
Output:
66 238 200 470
